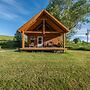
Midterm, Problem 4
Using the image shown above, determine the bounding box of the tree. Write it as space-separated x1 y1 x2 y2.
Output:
14 30 22 48
73 38 81 44
46 0 90 39
14 31 21 41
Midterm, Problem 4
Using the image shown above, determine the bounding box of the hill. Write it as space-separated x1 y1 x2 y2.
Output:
0 35 14 41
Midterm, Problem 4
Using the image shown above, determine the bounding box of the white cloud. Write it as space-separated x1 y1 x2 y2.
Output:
72 28 90 42
74 35 86 37
1 0 29 14
0 4 18 20
74 34 90 37
0 11 18 20
0 0 29 20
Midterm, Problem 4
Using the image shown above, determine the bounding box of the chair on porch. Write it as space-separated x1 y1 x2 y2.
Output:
29 43 34 47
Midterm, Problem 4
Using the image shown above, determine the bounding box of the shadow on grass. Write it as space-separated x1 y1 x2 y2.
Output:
15 49 65 53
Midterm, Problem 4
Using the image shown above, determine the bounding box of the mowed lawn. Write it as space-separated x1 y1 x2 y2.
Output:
0 50 90 90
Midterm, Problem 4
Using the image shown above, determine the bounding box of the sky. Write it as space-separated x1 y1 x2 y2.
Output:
0 0 90 42
0 0 49 35
71 23 90 42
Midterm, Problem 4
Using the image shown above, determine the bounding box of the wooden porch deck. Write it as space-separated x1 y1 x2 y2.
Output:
19 47 66 51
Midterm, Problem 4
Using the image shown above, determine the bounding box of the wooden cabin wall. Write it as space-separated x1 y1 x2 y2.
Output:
44 33 63 46
27 33 64 47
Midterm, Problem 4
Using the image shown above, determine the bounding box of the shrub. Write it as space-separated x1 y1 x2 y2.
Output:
0 40 21 49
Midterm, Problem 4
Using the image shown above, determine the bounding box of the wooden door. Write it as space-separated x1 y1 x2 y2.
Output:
37 36 43 47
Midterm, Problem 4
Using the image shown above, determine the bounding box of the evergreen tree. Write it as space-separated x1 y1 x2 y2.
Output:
14 30 22 48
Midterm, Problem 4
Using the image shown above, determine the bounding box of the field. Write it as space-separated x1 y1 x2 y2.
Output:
0 50 90 90
0 35 13 41
67 41 90 51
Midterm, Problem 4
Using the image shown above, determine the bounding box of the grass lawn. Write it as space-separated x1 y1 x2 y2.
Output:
0 50 90 90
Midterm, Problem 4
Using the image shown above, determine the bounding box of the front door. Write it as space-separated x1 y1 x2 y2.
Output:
37 36 43 47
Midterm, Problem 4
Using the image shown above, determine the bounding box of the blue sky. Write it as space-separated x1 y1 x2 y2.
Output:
0 0 48 35
0 0 90 42
71 23 90 42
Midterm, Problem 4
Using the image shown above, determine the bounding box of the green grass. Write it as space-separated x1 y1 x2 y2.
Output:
0 50 90 90
0 35 14 41
66 42 90 51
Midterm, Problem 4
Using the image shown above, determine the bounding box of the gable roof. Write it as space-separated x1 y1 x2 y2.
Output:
18 10 69 33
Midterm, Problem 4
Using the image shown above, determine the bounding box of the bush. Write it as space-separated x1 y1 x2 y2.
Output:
73 38 81 44
0 40 21 49
66 41 90 51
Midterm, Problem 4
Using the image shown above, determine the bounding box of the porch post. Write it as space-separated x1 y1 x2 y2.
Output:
22 31 25 48
43 19 45 47
63 33 66 50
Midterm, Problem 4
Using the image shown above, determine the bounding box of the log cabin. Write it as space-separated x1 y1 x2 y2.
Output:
18 10 69 52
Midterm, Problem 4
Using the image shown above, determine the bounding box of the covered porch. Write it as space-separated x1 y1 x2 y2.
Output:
20 31 66 52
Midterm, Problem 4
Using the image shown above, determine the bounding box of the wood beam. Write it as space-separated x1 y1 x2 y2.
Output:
25 31 42 34
28 19 42 31
25 31 60 34
22 31 25 48
45 32 59 34
63 33 65 49
42 19 46 47
44 10 69 32
46 18 64 33
46 23 56 32
43 19 45 34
